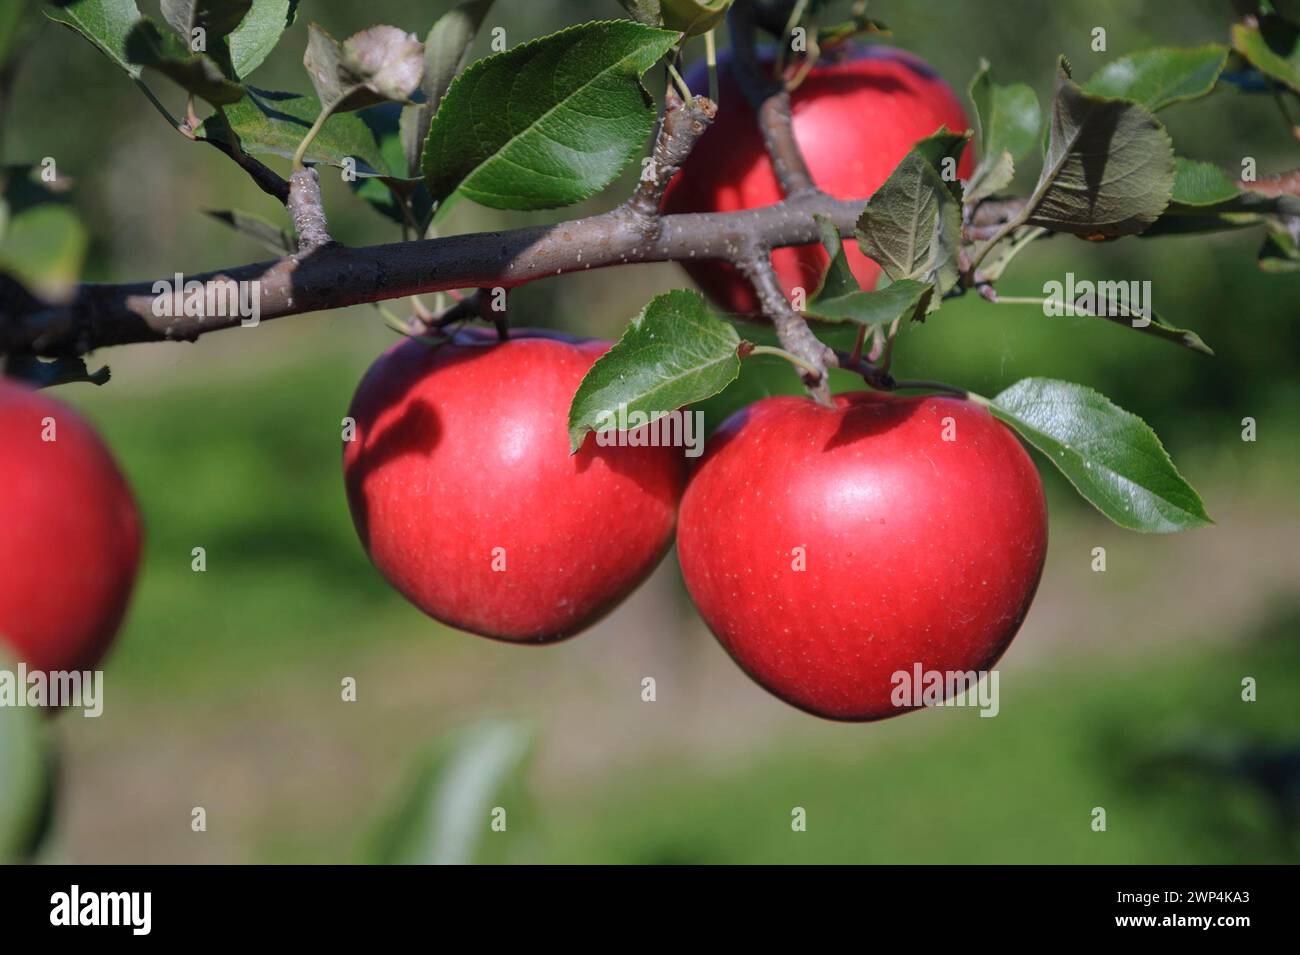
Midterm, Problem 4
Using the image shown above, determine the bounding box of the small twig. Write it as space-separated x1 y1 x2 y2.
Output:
1239 167 1300 198
665 61 695 105
286 168 334 253
745 343 822 377
847 324 867 366
704 28 719 104
867 324 886 362
728 1 819 198
833 347 892 390
879 314 902 372
626 89 717 223
737 251 835 404
421 288 510 336
132 77 190 136
968 197 1030 228
292 100 341 171
200 136 290 202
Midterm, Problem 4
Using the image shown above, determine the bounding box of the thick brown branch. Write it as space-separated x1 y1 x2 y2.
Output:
2 193 866 355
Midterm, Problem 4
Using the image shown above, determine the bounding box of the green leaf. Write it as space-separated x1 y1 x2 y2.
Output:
401 0 494 179
909 128 971 201
855 149 962 298
228 0 297 79
1259 216 1300 272
303 23 424 113
1232 17 1300 93
1024 57 1174 238
659 0 733 37
203 87 388 171
161 0 251 41
353 104 431 224
2 163 73 217
125 18 244 105
805 215 932 324
967 60 1040 203
1043 281 1213 355
422 20 680 211
45 0 145 78
368 719 533 865
567 289 740 453
0 669 53 864
1083 44 1228 111
806 277 933 325
1170 157 1240 206
205 208 292 254
619 0 664 26
1145 171 1300 236
808 213 857 299
989 378 1212 533
977 225 1047 283
0 202 87 295
818 12 888 47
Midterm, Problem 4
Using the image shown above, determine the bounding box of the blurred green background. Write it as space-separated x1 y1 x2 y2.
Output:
2 0 1298 863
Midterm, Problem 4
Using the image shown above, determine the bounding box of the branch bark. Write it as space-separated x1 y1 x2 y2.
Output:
2 192 866 355
200 135 290 203
626 89 717 222
736 251 836 404
286 167 334 252
726 2 818 197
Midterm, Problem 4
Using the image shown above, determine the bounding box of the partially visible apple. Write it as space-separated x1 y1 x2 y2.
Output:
0 380 142 674
677 392 1047 721
662 44 973 313
343 329 687 643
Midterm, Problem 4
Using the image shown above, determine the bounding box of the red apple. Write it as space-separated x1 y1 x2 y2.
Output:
343 329 687 643
677 392 1047 721
0 380 142 674
662 45 973 313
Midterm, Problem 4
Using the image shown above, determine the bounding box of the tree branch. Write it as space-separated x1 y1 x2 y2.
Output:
199 135 290 203
626 89 717 222
727 1 818 198
286 167 334 252
1 192 867 355
736 250 836 404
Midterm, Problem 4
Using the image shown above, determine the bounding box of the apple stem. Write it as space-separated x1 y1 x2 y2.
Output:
745 344 823 378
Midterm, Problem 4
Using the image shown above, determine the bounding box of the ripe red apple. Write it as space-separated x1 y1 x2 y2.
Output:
677 392 1047 721
662 45 973 313
0 380 142 674
343 329 687 643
